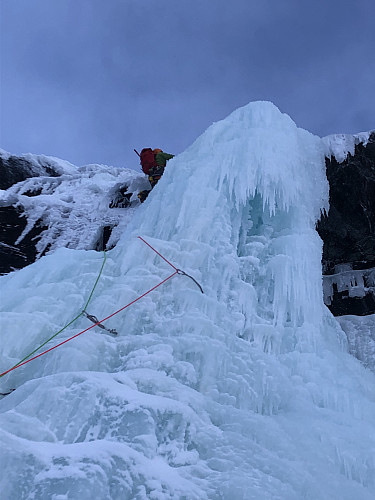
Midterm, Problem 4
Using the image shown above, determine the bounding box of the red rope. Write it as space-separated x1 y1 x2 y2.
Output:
0 237 179 378
137 236 178 271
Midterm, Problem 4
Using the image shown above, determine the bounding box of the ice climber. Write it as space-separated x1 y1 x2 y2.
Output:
137 148 174 203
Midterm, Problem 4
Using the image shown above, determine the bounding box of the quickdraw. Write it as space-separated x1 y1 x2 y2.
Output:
82 310 118 336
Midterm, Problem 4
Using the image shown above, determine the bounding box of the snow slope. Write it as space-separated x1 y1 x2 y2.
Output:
1 101 375 500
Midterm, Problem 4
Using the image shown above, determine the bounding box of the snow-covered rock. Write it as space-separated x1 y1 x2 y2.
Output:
0 151 149 274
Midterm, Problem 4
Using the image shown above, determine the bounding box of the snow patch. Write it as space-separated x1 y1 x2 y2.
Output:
322 131 373 163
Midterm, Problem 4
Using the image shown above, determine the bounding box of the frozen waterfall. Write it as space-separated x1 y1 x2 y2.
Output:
1 101 375 500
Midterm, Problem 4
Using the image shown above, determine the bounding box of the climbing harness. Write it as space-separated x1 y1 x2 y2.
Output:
83 310 118 336
0 237 203 381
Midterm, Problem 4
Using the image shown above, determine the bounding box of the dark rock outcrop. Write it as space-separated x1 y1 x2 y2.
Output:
0 153 60 190
317 132 375 316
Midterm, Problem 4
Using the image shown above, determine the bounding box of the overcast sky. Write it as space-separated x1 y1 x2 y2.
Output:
1 0 374 170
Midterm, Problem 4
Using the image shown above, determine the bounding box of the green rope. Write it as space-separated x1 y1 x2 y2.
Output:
5 251 107 374
82 251 107 311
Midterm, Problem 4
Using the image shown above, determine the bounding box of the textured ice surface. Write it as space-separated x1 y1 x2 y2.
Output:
338 314 375 373
1 102 375 500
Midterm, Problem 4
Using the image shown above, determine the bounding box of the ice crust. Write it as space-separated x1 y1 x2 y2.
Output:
1 102 375 499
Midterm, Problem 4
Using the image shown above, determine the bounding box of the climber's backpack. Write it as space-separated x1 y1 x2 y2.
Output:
139 148 157 175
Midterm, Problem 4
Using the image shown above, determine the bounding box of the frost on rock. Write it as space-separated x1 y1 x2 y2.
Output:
1 102 375 500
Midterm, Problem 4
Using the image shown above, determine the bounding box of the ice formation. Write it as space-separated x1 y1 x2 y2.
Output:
1 101 375 500
338 314 375 373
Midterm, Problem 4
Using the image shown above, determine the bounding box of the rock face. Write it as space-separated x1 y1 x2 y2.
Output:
317 132 375 316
